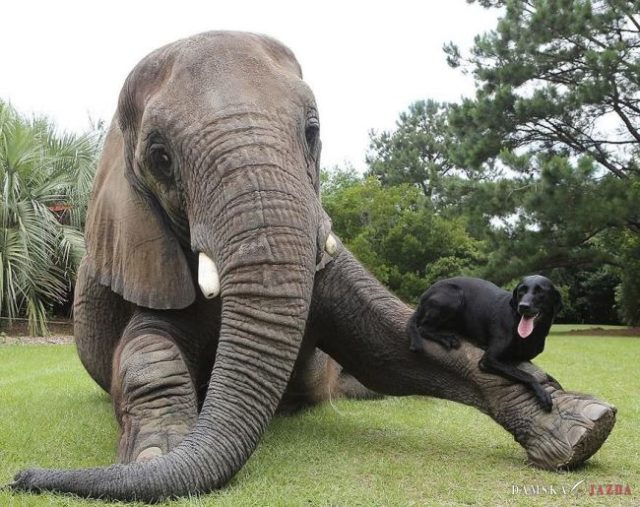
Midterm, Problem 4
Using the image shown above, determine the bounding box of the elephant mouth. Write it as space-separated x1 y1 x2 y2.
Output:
196 232 338 299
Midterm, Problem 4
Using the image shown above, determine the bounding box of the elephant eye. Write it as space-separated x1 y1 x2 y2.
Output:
305 118 320 155
148 144 173 178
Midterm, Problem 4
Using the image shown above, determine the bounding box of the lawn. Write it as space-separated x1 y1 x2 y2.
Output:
0 328 638 506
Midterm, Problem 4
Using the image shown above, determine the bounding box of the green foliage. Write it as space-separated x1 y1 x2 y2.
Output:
366 100 494 218
362 101 633 324
551 267 620 324
367 100 454 195
322 170 483 303
440 0 640 323
0 100 101 334
616 231 640 325
359 1 640 324
448 0 640 179
466 153 636 282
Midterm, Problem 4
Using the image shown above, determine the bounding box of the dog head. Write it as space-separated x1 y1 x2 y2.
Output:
511 275 562 338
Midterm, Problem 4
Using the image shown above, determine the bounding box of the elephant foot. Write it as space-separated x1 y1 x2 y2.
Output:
520 392 616 470
136 446 163 462
119 424 194 463
280 350 382 414
486 362 617 470
111 333 198 464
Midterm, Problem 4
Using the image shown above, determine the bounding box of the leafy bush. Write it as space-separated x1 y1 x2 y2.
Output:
0 101 101 334
322 171 483 303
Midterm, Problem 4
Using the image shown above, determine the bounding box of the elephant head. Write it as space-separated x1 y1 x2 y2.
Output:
87 31 331 309
13 31 335 500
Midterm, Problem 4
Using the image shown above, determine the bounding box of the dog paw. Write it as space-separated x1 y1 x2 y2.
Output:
537 390 553 412
436 334 461 350
448 335 462 349
409 336 424 352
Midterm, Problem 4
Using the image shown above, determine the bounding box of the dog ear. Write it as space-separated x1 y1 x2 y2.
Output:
511 285 520 310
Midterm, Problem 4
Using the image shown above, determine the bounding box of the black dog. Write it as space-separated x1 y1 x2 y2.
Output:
407 275 562 411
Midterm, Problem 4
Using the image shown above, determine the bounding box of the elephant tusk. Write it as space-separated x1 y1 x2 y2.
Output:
324 233 337 256
198 252 220 299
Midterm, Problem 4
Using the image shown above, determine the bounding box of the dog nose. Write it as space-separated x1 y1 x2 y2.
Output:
518 303 531 313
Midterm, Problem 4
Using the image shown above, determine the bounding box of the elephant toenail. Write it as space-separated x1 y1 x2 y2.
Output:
136 447 163 462
567 425 588 447
585 402 612 421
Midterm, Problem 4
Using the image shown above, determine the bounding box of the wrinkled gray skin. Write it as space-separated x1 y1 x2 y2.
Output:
10 32 616 503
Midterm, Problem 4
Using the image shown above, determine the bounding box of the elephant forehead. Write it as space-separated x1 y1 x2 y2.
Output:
166 68 306 117
165 33 305 99
175 31 302 77
126 32 316 133
143 69 310 134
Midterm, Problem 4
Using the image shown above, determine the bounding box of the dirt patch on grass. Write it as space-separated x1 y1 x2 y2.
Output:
1 319 74 345
1 319 73 336
1 335 74 345
556 327 640 337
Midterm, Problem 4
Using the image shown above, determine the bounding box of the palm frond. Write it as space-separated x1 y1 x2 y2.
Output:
0 99 100 334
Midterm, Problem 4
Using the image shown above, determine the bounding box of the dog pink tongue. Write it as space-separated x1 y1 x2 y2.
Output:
518 316 534 338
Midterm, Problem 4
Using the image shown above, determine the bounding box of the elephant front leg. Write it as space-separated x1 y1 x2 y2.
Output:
419 340 617 469
311 247 616 470
112 333 198 463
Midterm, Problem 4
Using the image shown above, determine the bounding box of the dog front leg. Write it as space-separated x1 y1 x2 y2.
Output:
479 351 553 411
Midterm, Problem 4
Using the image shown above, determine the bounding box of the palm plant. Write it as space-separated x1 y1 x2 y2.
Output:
0 101 101 335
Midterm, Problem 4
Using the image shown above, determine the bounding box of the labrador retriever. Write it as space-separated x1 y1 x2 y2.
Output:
407 275 562 411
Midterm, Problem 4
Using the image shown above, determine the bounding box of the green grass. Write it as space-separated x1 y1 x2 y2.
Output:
551 324 630 332
1 332 638 506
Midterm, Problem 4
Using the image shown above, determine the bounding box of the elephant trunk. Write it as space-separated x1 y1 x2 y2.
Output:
13 167 322 502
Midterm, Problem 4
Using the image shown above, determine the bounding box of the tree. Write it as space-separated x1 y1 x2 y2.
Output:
469 153 634 280
0 100 101 334
447 0 640 181
322 169 484 303
613 229 640 325
368 100 453 196
442 0 640 323
366 100 496 217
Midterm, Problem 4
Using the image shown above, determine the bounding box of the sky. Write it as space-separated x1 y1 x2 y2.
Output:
0 1 500 172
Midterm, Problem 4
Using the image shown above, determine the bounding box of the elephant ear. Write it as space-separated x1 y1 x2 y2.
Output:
84 123 196 310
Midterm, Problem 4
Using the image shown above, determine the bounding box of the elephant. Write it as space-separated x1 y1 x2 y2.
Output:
10 31 616 502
